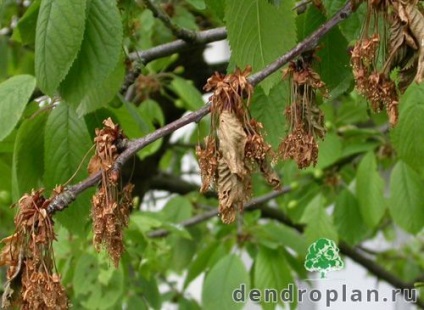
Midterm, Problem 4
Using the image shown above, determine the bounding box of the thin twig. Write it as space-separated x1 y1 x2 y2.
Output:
47 1 354 213
140 0 197 42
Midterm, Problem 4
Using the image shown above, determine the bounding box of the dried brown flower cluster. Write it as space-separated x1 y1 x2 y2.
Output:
88 118 133 267
278 57 328 169
0 188 68 310
197 67 280 224
351 0 424 126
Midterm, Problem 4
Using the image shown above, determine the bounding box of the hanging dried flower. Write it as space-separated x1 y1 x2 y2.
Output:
88 118 133 267
0 189 69 310
197 66 280 223
278 53 327 169
351 0 424 126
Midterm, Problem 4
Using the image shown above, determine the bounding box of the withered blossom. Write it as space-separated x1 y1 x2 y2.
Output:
350 0 424 126
197 66 280 224
0 189 69 310
88 118 133 267
278 55 327 169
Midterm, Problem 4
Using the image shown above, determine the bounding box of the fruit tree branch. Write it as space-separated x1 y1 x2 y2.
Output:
47 1 355 213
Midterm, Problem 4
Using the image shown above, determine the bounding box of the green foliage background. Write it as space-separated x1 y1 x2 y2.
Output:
0 0 423 309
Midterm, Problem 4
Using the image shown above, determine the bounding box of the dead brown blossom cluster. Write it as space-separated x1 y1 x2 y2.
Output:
278 57 328 169
0 188 68 310
351 0 424 125
197 67 280 224
88 118 133 267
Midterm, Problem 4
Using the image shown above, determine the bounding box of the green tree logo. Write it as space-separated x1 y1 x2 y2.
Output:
304 238 344 278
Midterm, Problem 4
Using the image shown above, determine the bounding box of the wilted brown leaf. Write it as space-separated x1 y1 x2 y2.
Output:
217 156 250 224
218 110 248 177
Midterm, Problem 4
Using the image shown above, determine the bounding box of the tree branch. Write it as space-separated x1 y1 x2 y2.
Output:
47 1 355 213
121 27 227 94
128 27 227 64
139 0 197 42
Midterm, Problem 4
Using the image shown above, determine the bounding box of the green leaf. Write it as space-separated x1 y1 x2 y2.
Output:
179 298 201 310
254 246 295 310
356 152 386 228
73 253 124 309
12 114 47 200
186 0 206 10
253 222 309 255
333 188 370 245
300 194 338 244
43 104 92 234
59 0 123 107
391 104 424 175
251 82 288 148
202 254 249 310
397 82 424 112
11 0 40 46
323 0 367 42
76 60 125 116
389 161 424 234
0 159 12 192
205 0 225 19
0 75 36 141
225 0 296 94
316 132 342 169
161 196 193 222
184 242 226 288
169 236 197 272
35 0 87 95
169 76 204 111
44 104 92 187
139 275 161 309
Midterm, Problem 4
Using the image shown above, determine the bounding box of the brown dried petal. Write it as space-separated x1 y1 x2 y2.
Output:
196 136 218 192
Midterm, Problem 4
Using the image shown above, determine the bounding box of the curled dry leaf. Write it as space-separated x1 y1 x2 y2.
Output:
402 1 424 83
218 110 247 177
217 156 250 224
